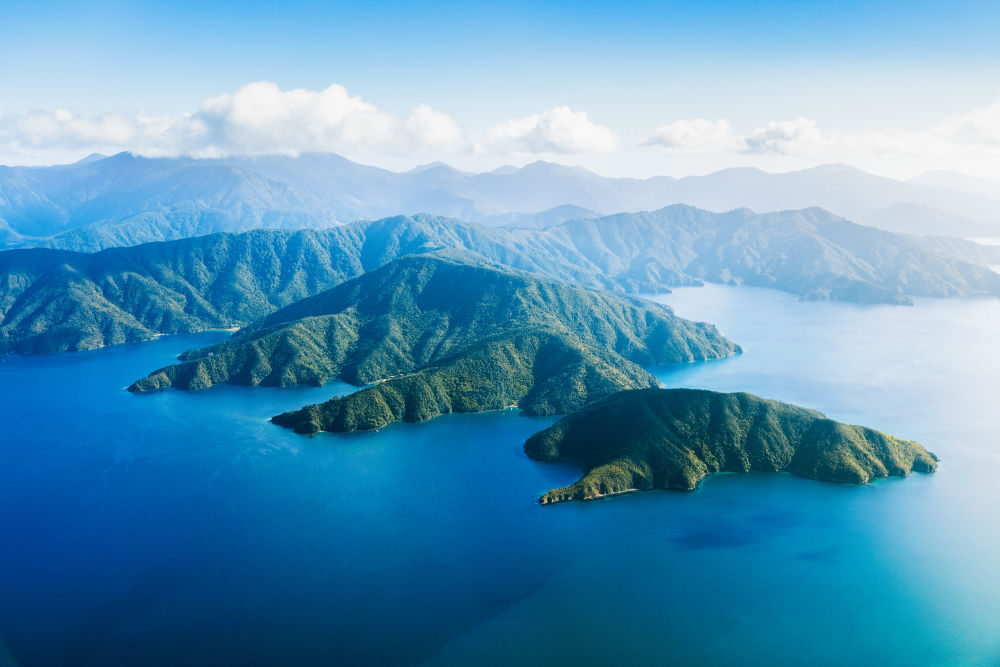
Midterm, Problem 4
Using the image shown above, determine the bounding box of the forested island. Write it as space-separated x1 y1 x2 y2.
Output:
130 254 738 429
525 388 938 503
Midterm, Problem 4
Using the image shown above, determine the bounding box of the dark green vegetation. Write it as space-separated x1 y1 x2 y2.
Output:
0 216 505 354
271 330 659 433
130 255 738 431
525 388 938 503
4 207 1000 354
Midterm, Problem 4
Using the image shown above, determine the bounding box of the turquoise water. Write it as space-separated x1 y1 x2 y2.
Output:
2 286 999 665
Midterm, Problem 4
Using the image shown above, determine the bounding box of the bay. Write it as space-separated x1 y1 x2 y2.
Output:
1 285 999 665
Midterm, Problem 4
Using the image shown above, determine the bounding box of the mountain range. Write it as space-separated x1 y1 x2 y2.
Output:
3 207 999 355
3 152 1000 251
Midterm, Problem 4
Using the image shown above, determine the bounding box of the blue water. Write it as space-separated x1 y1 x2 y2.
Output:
2 286 1000 665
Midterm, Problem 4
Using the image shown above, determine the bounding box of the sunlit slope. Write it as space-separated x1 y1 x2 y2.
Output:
526 388 938 503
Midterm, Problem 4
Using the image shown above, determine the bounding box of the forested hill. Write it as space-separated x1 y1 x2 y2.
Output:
525 388 939 503
2 207 999 354
130 255 739 430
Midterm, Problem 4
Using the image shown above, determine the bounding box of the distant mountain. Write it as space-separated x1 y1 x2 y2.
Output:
910 170 1000 203
129 255 738 432
3 208 999 354
3 153 1000 251
525 388 938 503
483 204 600 229
539 206 1000 303
656 164 1000 237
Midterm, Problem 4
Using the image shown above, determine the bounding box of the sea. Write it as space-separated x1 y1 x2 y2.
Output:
1 284 998 666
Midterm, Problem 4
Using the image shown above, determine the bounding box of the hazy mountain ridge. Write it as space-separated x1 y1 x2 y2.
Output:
3 207 999 354
4 153 1000 251
910 170 1000 202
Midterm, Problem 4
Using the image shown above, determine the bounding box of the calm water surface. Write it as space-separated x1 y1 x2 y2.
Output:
1 286 999 665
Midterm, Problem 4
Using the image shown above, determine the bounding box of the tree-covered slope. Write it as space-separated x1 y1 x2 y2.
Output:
0 217 477 353
270 329 659 433
525 388 938 503
129 254 738 394
3 207 999 354
540 207 1000 303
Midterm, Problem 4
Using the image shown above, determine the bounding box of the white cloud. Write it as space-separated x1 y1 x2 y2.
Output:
6 83 1000 179
644 106 1000 164
0 84 622 164
0 81 470 162
645 118 740 152
481 106 618 154
744 117 828 155
195 82 468 156
936 102 1000 149
831 104 1000 157
402 104 469 152
1 109 206 157
837 129 949 156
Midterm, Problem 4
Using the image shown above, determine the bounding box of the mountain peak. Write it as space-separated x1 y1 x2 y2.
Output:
407 161 462 174
519 161 595 177
800 162 868 176
74 153 108 165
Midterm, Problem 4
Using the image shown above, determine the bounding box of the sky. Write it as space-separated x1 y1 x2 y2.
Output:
2 0 1000 179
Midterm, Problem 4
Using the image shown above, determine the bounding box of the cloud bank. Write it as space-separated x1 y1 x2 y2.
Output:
646 118 740 152
0 82 618 163
482 106 618 154
0 82 470 160
646 103 1000 160
3 80 1000 178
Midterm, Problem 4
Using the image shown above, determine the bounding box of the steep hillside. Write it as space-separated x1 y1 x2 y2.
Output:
3 208 999 353
270 329 659 433
525 388 938 503
129 254 737 394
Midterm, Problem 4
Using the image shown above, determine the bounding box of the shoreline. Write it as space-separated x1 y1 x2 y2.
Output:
275 403 534 437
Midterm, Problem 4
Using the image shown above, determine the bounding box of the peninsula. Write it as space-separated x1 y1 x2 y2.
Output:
525 388 938 503
130 254 740 430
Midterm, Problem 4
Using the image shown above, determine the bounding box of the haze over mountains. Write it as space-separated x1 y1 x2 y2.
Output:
910 171 1000 203
3 152 1000 251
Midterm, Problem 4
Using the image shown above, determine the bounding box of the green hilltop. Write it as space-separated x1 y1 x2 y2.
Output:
130 255 739 431
525 388 938 503
3 207 999 354
271 329 658 433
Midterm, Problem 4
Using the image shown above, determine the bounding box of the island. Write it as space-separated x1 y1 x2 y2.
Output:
524 388 938 503
270 329 657 432
130 254 740 430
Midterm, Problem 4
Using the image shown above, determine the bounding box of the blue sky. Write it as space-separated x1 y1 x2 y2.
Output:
3 0 1000 177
